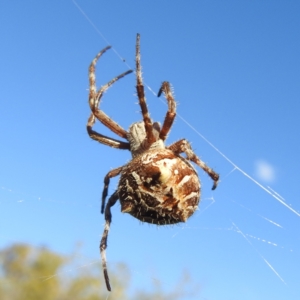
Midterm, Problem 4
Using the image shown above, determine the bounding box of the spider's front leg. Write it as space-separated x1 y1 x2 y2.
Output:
168 139 219 190
87 45 133 145
157 81 177 141
100 191 119 292
90 70 132 139
87 114 130 149
135 33 156 144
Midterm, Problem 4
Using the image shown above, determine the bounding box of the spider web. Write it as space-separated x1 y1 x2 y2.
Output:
1 1 299 299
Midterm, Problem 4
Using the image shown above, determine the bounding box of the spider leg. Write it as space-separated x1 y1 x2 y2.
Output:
87 114 130 149
91 71 133 138
89 46 133 139
100 190 119 292
157 81 177 141
135 33 156 144
101 166 123 214
168 139 219 190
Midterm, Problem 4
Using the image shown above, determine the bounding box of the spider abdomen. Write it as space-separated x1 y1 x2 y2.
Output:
118 149 201 225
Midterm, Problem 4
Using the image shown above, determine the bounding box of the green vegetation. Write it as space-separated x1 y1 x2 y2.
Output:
0 244 199 300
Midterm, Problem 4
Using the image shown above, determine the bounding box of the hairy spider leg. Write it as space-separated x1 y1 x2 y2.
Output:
88 45 133 146
168 139 219 190
89 46 111 110
101 166 123 214
100 191 119 292
157 81 177 141
87 114 130 149
92 70 133 139
135 34 156 144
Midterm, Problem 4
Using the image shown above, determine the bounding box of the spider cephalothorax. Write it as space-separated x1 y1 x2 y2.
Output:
87 34 219 291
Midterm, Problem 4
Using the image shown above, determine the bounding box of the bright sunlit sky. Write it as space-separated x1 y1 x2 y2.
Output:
1 1 300 299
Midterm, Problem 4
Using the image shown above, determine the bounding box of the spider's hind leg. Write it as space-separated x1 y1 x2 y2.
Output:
100 190 119 292
101 166 123 214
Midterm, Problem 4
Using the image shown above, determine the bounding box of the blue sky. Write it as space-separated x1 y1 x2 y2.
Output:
1 1 300 299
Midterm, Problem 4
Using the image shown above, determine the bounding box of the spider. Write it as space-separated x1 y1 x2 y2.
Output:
87 34 219 291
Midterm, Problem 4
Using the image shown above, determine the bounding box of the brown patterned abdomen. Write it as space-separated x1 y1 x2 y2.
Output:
118 149 201 225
